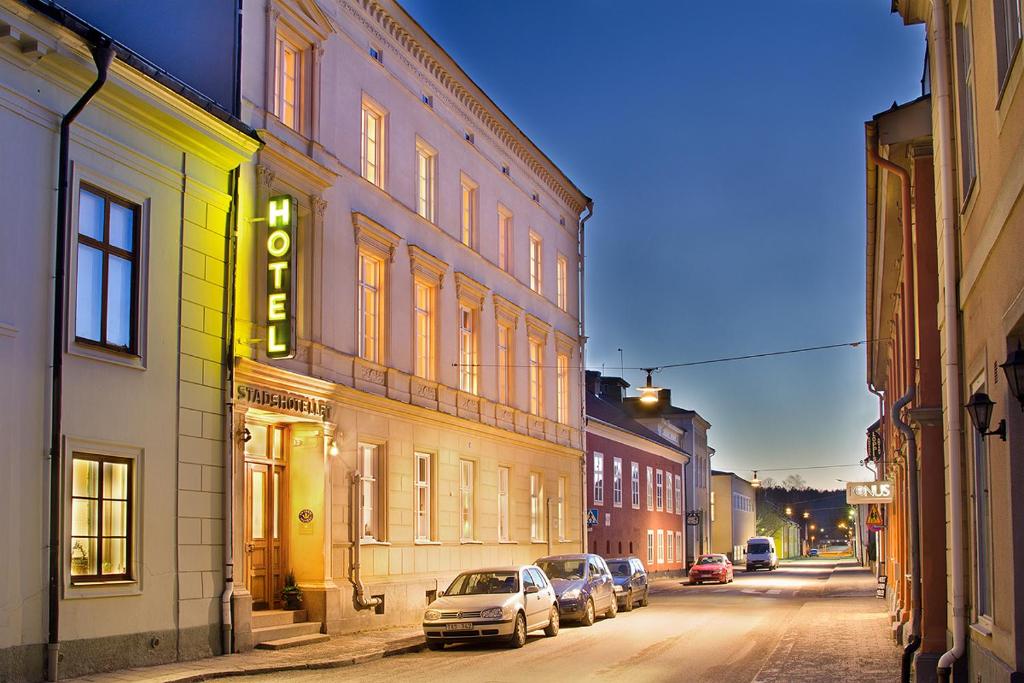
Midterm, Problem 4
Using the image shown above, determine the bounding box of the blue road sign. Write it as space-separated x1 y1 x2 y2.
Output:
587 508 599 527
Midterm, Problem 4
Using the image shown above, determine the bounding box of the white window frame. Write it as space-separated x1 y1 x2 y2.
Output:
657 529 665 564
675 532 682 562
414 452 432 541
497 205 513 272
460 174 478 249
667 528 674 564
631 462 640 509
274 29 305 132
361 97 386 188
358 251 384 363
459 305 478 394
646 466 654 511
529 337 543 415
666 471 673 513
612 457 623 508
994 0 1023 98
460 459 475 542
675 475 682 514
647 529 654 564
415 139 436 223
656 470 664 511
529 232 542 294
498 465 511 542
359 443 383 541
530 472 544 542
497 322 513 405
556 352 570 423
556 253 568 310
558 476 567 541
413 279 434 380
593 453 604 505
955 17 978 205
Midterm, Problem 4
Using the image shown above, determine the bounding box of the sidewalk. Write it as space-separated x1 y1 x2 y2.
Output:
65 626 426 683
753 560 900 682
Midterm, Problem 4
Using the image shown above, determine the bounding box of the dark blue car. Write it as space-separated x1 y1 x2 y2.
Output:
605 556 649 611
535 554 616 626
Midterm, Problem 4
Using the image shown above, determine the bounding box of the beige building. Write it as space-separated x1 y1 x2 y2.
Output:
227 0 591 648
710 471 756 563
0 1 259 679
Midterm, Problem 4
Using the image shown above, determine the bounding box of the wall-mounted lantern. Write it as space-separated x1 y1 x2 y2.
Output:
965 392 1006 441
1001 342 1024 411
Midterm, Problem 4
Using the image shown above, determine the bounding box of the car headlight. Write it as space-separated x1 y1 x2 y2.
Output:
424 609 441 621
480 607 503 619
561 589 581 601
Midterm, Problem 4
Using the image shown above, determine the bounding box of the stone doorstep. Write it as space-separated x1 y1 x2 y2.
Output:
254 633 330 650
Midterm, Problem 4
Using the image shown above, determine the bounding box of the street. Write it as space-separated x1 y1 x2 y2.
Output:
242 559 899 683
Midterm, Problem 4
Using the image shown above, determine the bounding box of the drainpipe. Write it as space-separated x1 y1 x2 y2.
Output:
577 200 593 552
220 166 241 655
348 472 382 610
932 0 966 676
47 41 116 682
893 390 922 683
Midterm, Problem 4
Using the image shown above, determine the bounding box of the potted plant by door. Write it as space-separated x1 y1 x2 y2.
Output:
282 573 303 611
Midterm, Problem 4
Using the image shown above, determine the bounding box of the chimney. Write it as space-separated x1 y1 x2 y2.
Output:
585 370 601 395
598 376 630 404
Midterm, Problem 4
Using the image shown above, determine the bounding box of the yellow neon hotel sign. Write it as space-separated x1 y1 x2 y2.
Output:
266 195 295 359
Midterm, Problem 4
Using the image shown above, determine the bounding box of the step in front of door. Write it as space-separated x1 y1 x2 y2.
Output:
252 620 323 645
255 633 331 650
252 609 309 629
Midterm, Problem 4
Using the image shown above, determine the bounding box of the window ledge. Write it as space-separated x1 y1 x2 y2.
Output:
360 539 390 546
460 539 483 545
970 621 993 638
530 540 547 544
498 540 518 545
64 579 141 600
414 540 441 546
70 340 146 370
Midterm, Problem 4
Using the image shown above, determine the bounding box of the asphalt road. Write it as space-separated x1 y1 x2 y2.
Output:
243 558 894 683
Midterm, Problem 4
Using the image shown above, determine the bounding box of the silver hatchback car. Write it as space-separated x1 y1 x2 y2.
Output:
422 565 559 649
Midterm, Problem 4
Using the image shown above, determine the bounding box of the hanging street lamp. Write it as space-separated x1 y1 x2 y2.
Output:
1002 342 1024 411
965 392 1007 441
637 368 662 404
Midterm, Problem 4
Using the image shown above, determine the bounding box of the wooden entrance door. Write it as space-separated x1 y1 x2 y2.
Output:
245 460 286 609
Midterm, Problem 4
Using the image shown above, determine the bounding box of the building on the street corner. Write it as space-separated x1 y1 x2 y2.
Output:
710 471 756 562
227 0 591 650
621 388 713 565
752 502 802 560
584 373 689 575
0 0 260 679
867 1 1024 679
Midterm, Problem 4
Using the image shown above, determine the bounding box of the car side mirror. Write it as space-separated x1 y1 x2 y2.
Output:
525 585 539 594
437 590 444 597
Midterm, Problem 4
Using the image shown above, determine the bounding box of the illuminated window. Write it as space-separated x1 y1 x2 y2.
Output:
955 19 977 201
593 453 604 505
530 472 544 541
70 453 132 582
529 337 544 415
631 462 640 509
529 232 542 293
557 476 566 541
459 306 477 394
415 140 436 222
498 206 513 272
656 470 664 511
460 460 474 541
358 252 383 363
460 175 478 249
613 457 623 508
413 280 434 380
657 529 664 564
498 466 511 542
414 452 432 541
359 444 382 540
995 0 1022 93
711 491 716 522
361 98 386 188
497 322 513 405
75 186 139 353
274 32 303 131
646 466 654 511
647 529 654 564
556 352 570 423
556 254 568 310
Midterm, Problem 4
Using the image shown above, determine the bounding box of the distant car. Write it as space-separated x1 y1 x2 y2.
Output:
808 548 819 557
535 554 617 625
422 565 559 650
605 556 649 610
688 554 734 585
746 536 779 571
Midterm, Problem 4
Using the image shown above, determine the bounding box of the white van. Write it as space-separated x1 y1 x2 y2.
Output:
745 536 778 571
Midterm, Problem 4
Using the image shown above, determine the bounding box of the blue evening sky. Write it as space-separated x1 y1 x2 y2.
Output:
401 1 925 488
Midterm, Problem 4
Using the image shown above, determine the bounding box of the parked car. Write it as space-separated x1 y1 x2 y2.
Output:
746 536 779 571
808 548 819 557
535 554 616 625
422 565 559 650
605 556 649 610
688 554 734 585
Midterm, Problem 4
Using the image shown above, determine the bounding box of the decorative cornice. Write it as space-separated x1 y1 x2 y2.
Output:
454 271 488 309
554 330 577 355
350 0 587 214
352 211 401 262
408 244 448 287
493 295 523 327
525 314 551 342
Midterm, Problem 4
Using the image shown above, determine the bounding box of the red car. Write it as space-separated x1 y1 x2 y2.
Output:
688 554 734 585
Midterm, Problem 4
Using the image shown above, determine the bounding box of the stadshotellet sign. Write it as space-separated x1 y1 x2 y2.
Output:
846 481 894 504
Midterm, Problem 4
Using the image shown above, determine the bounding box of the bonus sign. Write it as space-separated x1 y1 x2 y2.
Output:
266 195 295 359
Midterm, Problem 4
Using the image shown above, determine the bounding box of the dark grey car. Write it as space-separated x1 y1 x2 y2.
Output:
535 554 617 626
605 556 649 611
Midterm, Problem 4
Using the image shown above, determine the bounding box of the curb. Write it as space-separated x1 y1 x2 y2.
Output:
147 635 426 682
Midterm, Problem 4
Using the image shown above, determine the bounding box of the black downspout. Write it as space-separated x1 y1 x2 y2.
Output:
48 41 116 682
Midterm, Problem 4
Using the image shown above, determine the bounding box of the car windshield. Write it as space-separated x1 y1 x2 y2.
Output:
537 559 586 580
445 572 519 595
608 561 631 577
748 543 770 554
697 556 724 565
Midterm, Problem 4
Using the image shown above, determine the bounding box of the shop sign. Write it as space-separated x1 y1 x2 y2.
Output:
685 511 700 526
236 384 331 420
866 421 883 461
266 195 295 359
846 481 894 504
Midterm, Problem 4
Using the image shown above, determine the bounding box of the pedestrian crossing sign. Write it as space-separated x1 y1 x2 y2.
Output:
587 508 599 527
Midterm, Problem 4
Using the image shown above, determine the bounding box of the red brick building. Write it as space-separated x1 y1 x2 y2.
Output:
586 372 689 575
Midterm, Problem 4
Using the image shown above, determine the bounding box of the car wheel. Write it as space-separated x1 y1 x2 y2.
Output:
640 589 649 607
508 613 527 649
426 641 445 651
720 576 727 584
746 566 754 572
605 594 617 619
622 590 634 612
544 607 559 637
580 598 595 626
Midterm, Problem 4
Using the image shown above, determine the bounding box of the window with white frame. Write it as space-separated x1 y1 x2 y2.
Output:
666 471 673 512
459 306 477 394
647 529 654 564
593 453 604 505
69 453 133 582
675 531 682 562
415 140 436 222
556 254 568 310
497 322 513 405
675 475 682 514
273 30 305 132
710 491 716 523
612 457 623 507
75 186 140 354
529 232 542 293
414 452 431 541
631 462 640 509
460 459 474 541
646 466 654 511
558 476 566 541
498 465 511 542
955 19 978 201
498 206 513 272
359 443 382 540
656 470 664 511
556 352 570 423
667 529 674 563
530 472 544 541
971 379 993 621
994 0 1023 93
358 251 383 363
460 174 478 249
414 280 434 380
529 337 544 415
657 529 664 564
361 98 385 187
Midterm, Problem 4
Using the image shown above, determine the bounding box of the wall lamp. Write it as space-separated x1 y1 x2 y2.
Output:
1002 342 1024 411
965 392 1006 441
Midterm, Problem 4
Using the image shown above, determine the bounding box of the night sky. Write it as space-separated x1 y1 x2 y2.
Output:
400 0 926 488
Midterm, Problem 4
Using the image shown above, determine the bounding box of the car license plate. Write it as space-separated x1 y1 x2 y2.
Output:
445 622 473 630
